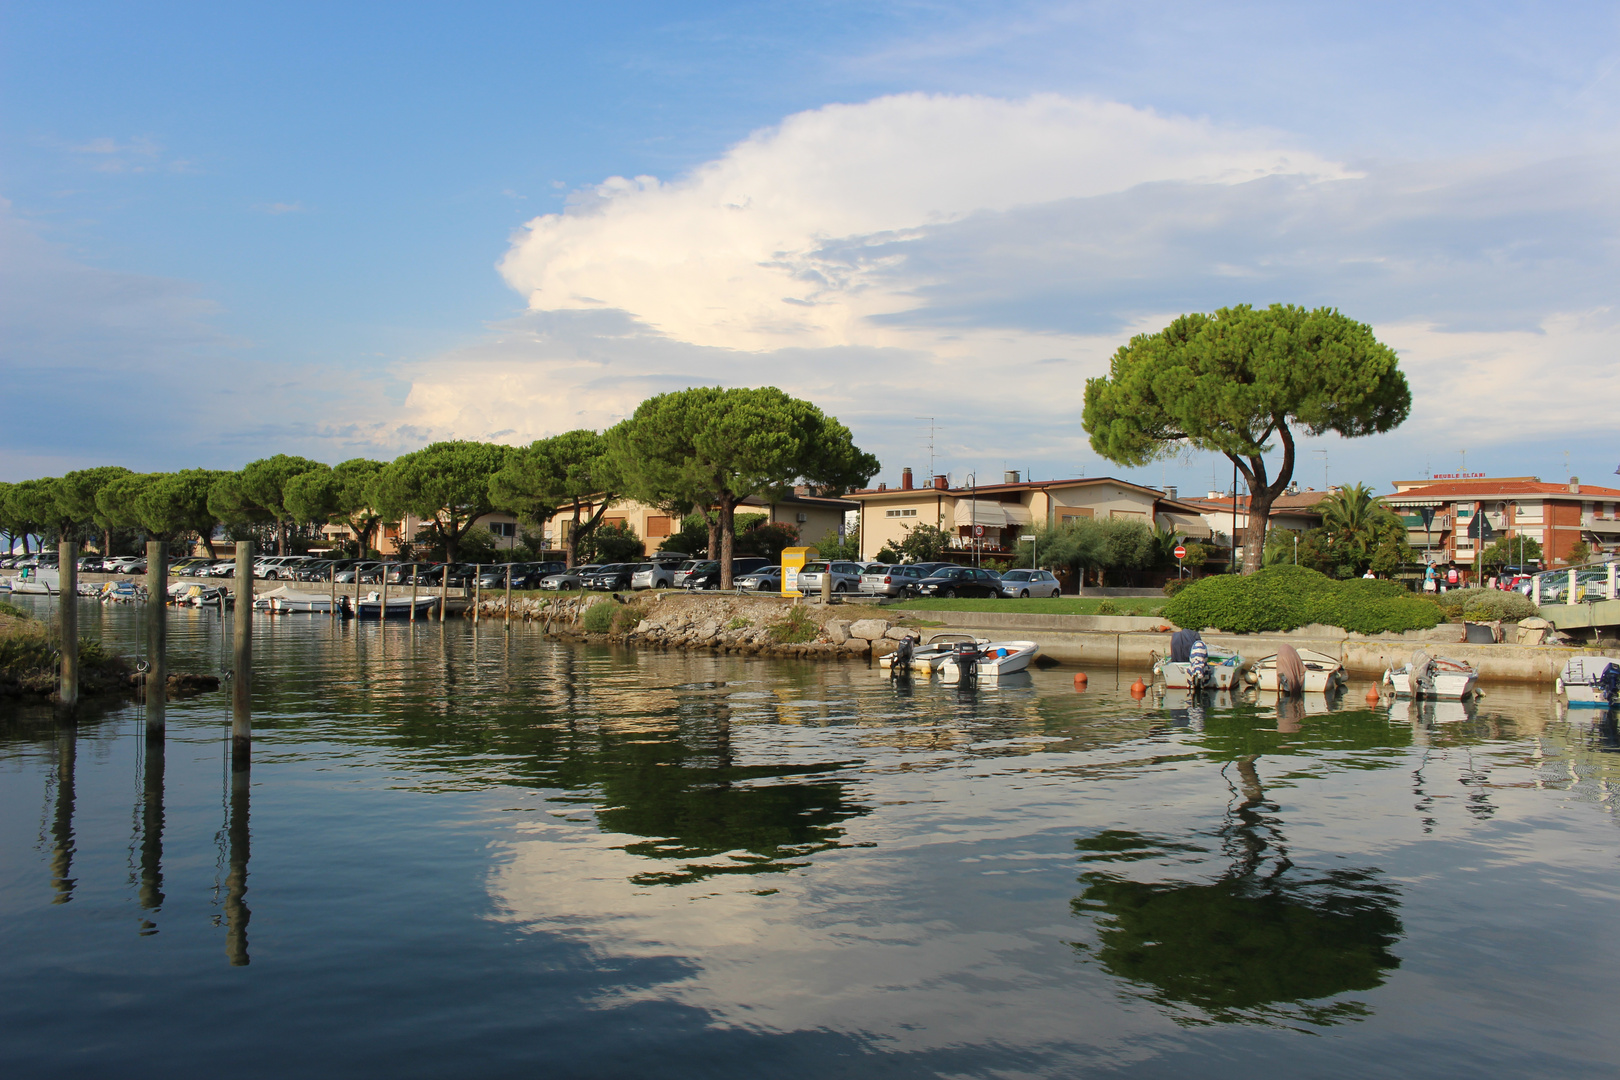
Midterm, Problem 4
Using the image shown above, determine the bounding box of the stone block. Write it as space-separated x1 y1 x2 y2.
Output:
849 619 889 641
885 626 917 640
825 619 850 644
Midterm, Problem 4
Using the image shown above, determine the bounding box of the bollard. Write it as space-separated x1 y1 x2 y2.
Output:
232 542 253 763
1609 562 1617 602
1533 574 1541 606
1568 567 1578 604
58 540 78 709
821 563 832 605
145 540 168 738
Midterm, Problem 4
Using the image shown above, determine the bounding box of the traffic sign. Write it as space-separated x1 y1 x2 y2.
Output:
1173 544 1187 560
974 525 984 537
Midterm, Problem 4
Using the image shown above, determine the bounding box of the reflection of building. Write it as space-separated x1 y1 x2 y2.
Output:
1384 476 1620 566
845 470 1210 560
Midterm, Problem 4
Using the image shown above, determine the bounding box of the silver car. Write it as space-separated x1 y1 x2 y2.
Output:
860 564 917 597
796 560 864 594
629 562 677 589
541 565 601 591
736 565 783 592
997 568 1062 598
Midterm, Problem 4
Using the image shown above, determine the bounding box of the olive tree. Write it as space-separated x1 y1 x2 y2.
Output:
1083 305 1410 573
370 441 511 563
606 387 880 587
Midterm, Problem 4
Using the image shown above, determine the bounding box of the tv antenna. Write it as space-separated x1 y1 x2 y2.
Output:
915 417 935 479
1313 448 1329 491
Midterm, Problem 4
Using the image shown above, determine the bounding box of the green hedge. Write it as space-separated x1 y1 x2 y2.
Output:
1430 587 1539 623
1163 565 1443 635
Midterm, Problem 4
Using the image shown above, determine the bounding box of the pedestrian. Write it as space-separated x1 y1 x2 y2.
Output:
1446 565 1460 590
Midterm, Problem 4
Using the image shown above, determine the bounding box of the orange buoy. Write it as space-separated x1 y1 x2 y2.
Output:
1130 677 1147 699
1073 672 1088 689
1366 685 1381 704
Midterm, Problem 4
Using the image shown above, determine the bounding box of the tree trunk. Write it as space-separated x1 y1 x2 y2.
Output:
1244 484 1276 573
202 530 218 559
103 527 112 557
565 506 582 568
703 508 720 562
718 495 736 589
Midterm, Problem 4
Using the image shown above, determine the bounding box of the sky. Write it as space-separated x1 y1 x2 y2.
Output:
2 0 1618 497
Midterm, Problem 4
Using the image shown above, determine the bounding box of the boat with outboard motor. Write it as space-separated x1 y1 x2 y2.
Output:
1555 657 1620 708
355 593 439 620
935 640 1039 683
1153 629 1246 690
1384 649 1478 700
1247 645 1346 694
879 632 991 675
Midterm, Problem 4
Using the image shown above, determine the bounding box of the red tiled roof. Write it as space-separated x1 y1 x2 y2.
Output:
1386 481 1620 501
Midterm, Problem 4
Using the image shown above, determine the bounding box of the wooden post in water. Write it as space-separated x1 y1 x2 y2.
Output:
505 563 513 624
440 566 448 622
411 566 420 623
58 540 78 709
232 541 253 763
474 564 482 624
329 565 337 618
379 564 389 622
145 540 168 738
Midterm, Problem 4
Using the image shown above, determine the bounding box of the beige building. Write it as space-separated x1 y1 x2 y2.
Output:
538 488 857 558
845 469 1209 560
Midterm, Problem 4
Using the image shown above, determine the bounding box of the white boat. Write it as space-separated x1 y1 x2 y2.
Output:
98 580 145 603
936 640 1039 683
1384 650 1478 700
1555 657 1619 708
879 632 989 674
1155 650 1247 690
4 569 60 595
255 585 344 614
1249 648 1346 693
355 593 439 620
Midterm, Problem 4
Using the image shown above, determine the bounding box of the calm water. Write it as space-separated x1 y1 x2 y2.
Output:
3 596 1620 1078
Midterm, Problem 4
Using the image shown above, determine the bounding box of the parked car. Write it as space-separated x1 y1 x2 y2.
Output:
630 562 678 589
860 564 919 597
997 569 1062 598
335 561 383 584
104 555 144 574
513 562 565 588
207 559 239 577
795 560 865 594
541 565 600 591
582 563 636 591
386 562 435 585
736 565 783 592
672 560 703 587
683 557 771 590
911 565 1002 599
255 555 315 580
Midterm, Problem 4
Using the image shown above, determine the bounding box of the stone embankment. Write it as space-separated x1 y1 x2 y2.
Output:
475 592 915 660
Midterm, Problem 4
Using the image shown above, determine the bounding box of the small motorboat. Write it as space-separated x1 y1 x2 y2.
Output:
1248 646 1346 693
99 581 145 603
256 586 344 614
936 640 1039 683
878 632 989 674
5 569 60 595
355 593 439 620
1384 649 1478 700
1555 657 1620 708
1154 629 1246 691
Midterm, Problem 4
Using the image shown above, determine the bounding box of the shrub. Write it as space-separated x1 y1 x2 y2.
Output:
580 600 616 633
1095 600 1119 615
1162 578 1192 597
1163 565 1443 635
727 616 752 630
610 602 648 634
768 605 818 644
0 601 30 620
1431 587 1539 623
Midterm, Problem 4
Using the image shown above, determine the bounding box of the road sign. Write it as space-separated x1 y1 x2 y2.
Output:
1467 516 1495 541
974 525 984 537
1173 544 1187 560
1018 534 1034 542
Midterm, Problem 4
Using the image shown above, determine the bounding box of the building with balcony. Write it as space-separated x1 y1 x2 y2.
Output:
1383 476 1620 566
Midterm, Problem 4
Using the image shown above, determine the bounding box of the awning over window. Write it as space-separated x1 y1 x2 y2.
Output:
1582 520 1620 535
1159 511 1213 539
953 501 1034 527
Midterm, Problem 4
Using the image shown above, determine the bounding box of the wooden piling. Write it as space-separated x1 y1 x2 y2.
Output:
411 566 420 623
505 563 513 624
440 567 448 622
145 540 167 738
329 565 337 618
474 564 481 624
58 541 78 709
379 564 389 621
232 541 253 762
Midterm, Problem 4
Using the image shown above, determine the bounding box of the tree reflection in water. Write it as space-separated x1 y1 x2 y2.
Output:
1070 756 1402 1028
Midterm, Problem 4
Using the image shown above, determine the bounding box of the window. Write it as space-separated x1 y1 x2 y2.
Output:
885 508 919 518
489 522 516 538
645 515 672 537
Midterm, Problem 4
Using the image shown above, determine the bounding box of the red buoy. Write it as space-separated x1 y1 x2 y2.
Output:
1073 672 1088 690
1366 685 1381 704
1130 678 1147 699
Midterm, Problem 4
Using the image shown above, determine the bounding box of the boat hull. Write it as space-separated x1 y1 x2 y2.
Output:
937 641 1038 683
1156 655 1246 690
355 597 439 620
1386 669 1478 700
1254 650 1346 693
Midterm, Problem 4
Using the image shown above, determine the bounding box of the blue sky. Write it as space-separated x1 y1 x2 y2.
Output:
2 1 1617 495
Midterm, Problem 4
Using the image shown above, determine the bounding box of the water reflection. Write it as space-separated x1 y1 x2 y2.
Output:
138 736 165 930
1072 753 1403 1028
49 722 75 904
224 762 250 966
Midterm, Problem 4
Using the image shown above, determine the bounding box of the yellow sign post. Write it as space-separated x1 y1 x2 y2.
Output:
780 546 817 597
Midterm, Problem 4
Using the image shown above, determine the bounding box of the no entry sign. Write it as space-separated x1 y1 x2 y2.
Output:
1174 545 1187 560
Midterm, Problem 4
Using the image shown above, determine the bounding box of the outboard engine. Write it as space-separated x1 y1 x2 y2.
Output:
1187 637 1211 692
1599 662 1620 706
891 635 915 679
952 641 982 683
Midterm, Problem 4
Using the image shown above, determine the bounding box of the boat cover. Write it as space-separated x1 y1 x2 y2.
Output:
1275 643 1306 695
1169 629 1201 663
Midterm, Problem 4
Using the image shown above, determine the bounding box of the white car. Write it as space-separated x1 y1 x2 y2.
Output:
629 562 677 589
997 569 1062 598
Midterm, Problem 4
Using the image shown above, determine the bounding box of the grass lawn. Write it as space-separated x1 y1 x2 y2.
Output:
890 597 1167 616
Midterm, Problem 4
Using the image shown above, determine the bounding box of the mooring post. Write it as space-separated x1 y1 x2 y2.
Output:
411 566 420 623
145 540 168 738
474 564 482 624
232 541 253 763
329 565 337 618
440 568 448 622
505 562 513 625
379 564 389 622
59 540 78 709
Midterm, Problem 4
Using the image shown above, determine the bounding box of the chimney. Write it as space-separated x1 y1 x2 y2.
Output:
1165 486 1177 500
878 482 887 491
1004 470 1020 484
901 467 913 490
1570 476 1580 494
934 474 949 491
1208 490 1222 500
